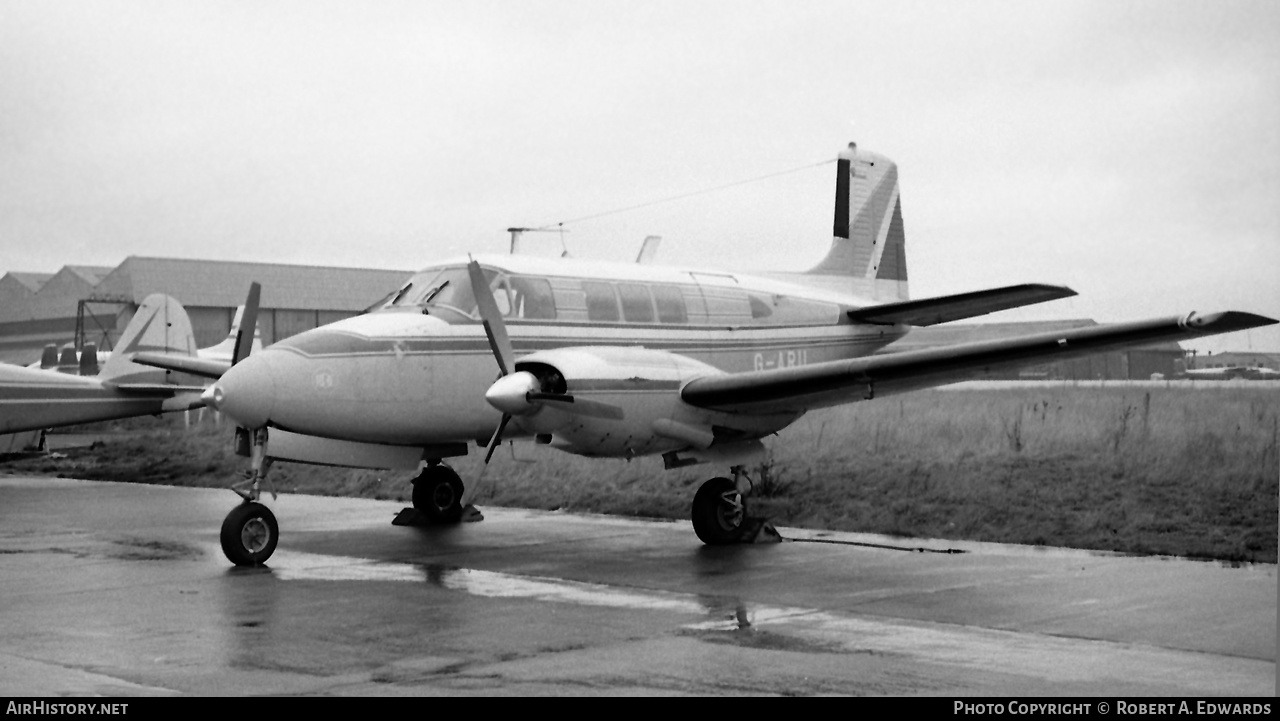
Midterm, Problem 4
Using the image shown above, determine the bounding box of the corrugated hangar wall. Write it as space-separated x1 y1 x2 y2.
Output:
164 306 369 349
186 307 236 348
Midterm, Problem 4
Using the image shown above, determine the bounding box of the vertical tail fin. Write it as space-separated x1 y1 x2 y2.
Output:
196 301 263 362
99 294 199 384
805 143 909 300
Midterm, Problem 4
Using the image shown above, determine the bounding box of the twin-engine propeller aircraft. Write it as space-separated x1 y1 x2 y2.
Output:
133 143 1277 566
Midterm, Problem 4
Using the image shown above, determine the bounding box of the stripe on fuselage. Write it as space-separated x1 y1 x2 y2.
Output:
271 323 902 373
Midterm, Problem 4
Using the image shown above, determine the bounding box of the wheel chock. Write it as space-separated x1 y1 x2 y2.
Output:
392 508 426 526
739 517 782 544
391 506 485 526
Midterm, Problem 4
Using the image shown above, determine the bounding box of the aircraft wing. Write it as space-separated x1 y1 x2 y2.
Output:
846 284 1076 326
108 382 210 394
129 353 231 380
681 310 1277 414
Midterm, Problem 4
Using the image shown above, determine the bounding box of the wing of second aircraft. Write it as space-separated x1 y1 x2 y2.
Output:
681 310 1278 415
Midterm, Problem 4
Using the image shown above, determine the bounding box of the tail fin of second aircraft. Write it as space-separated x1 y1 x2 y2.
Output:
196 305 262 362
99 294 199 385
802 143 909 301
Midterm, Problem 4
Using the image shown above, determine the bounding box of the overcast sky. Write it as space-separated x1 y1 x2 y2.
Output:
1 0 1277 353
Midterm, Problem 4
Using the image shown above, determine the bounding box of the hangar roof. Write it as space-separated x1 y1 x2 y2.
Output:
63 266 116 285
91 256 411 311
2 272 55 292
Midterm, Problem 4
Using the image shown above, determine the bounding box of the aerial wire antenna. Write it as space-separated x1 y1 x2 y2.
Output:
509 155 837 251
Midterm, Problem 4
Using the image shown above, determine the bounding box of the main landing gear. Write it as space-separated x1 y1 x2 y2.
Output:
392 460 482 527
690 466 780 545
410 463 464 523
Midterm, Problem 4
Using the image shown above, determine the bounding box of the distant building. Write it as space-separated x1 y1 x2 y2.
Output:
0 256 410 364
1187 351 1280 371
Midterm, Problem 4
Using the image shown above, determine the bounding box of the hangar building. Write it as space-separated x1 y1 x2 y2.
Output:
1188 351 1280 372
0 256 411 364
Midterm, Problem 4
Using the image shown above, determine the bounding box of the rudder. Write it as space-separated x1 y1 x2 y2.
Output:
99 294 199 384
805 143 909 300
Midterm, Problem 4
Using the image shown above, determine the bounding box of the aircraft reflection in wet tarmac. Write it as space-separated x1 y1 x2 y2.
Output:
227 545 1276 694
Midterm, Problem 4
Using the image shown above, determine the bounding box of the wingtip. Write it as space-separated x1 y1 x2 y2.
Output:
1184 311 1280 333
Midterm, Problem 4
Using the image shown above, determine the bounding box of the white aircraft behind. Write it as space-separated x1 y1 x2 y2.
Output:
0 294 214 433
28 304 263 376
0 291 264 439
132 143 1278 566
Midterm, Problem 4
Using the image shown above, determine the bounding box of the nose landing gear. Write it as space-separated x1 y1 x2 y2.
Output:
222 427 281 567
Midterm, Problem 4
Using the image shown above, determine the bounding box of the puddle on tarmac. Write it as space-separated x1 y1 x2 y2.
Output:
270 550 707 614
265 549 831 629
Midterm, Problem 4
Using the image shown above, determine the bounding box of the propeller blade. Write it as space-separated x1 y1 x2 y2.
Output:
483 413 513 464
527 392 625 420
467 259 514 376
231 282 261 366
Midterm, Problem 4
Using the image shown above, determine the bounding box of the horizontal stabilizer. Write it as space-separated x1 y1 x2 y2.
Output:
682 310 1278 414
129 353 231 380
847 284 1076 326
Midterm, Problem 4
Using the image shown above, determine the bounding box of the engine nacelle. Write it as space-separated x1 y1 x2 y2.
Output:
509 346 798 459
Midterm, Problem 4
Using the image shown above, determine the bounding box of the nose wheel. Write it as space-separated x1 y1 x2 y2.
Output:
221 501 279 566
222 426 281 566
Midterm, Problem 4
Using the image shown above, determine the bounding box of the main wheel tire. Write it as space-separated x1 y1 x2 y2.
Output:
412 465 465 523
691 476 747 545
221 501 279 566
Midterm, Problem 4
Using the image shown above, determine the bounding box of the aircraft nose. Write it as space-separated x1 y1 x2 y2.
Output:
206 353 277 429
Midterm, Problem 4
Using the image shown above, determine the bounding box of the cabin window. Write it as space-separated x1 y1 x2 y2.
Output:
698 287 753 325
748 294 773 319
618 283 654 323
765 296 840 325
510 276 556 319
583 281 620 321
652 285 688 323
487 275 513 316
